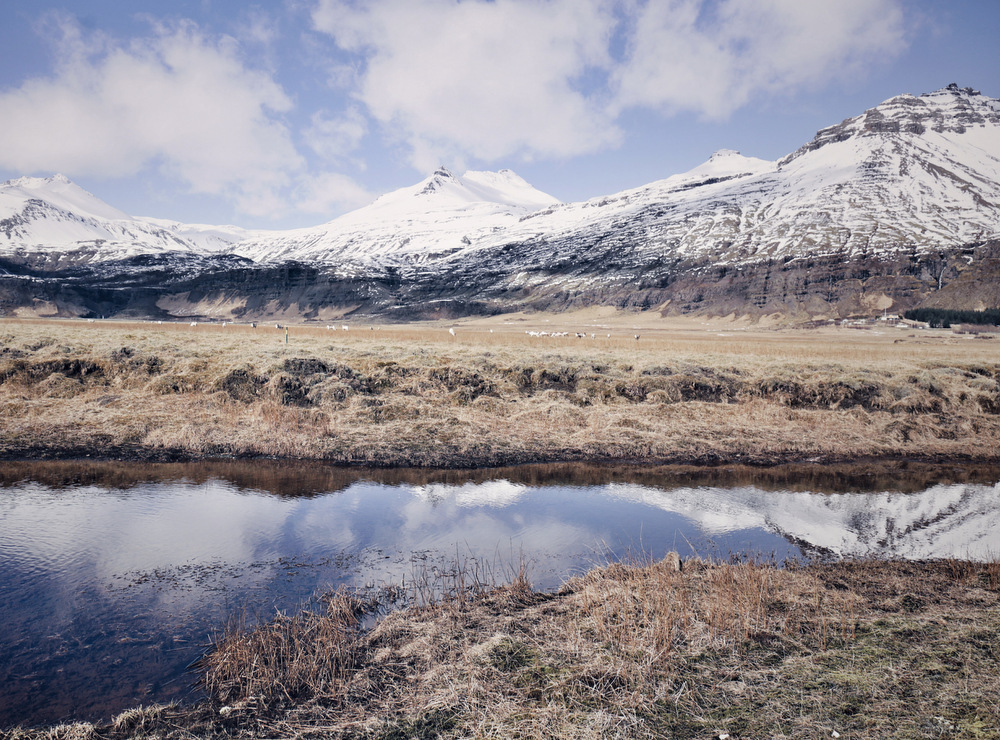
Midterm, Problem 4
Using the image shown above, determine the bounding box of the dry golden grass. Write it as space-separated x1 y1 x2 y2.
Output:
0 316 998 465
10 556 997 739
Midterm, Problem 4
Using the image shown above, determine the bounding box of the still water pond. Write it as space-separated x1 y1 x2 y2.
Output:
1 461 998 728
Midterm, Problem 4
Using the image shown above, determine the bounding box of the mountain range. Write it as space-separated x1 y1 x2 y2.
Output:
2 83 999 321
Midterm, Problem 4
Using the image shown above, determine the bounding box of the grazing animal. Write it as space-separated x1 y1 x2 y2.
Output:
190 322 197 327
634 334 640 341
448 328 456 336
342 325 349 331
251 322 257 328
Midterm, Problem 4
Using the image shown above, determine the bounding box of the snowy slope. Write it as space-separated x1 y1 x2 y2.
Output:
424 84 1000 273
232 85 1000 271
233 167 560 265
0 175 257 261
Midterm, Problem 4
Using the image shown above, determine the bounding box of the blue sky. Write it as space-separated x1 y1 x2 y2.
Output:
1 0 997 229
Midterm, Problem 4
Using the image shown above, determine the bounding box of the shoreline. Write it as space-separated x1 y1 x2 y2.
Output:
4 557 998 738
3 440 1000 467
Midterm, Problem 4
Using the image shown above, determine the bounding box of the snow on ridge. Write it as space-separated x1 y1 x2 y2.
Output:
233 167 561 264
3 85 1000 268
1 173 132 222
0 174 247 259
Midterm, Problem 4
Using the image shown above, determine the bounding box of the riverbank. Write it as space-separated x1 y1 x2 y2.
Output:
1 317 999 466
5 557 998 739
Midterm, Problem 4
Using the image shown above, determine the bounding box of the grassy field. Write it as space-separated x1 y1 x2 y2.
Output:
1 313 999 465
6 556 998 739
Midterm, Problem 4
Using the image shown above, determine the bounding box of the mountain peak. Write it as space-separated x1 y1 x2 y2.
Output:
1 173 132 222
709 149 742 160
358 168 557 219
3 173 73 189
783 84 1000 164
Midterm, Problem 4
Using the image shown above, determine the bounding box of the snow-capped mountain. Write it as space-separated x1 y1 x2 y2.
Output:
0 175 256 263
233 167 559 266
237 84 1000 271
424 84 1000 273
1 84 999 320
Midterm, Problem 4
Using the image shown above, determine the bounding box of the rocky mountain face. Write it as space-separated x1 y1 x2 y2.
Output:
1 84 999 321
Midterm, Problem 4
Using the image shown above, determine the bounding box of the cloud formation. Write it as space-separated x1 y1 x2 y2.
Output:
312 0 622 171
314 0 907 167
614 0 908 117
0 14 371 218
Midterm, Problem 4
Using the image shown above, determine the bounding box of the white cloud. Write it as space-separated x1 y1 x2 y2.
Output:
0 14 369 219
613 0 908 118
312 0 623 170
304 107 368 162
293 170 375 215
311 0 908 168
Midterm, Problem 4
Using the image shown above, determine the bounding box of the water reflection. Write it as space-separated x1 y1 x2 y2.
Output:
0 462 998 728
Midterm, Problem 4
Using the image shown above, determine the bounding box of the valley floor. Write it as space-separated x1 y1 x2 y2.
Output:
1 313 998 466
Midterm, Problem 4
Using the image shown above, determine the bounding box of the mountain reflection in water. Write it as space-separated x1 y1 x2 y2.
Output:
0 460 998 729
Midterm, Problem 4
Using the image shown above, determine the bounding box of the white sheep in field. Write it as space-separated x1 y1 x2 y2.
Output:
342 325 349 331
190 321 197 327
448 328 456 336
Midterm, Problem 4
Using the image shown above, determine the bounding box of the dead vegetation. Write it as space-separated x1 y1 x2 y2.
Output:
7 556 998 739
0 318 998 465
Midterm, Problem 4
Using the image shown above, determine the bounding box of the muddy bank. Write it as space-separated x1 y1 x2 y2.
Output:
3 456 1000 497
2 437 1000 469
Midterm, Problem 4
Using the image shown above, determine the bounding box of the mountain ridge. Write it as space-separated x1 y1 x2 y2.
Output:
2 84 999 321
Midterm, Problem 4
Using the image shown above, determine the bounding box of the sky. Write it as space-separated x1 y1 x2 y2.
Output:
0 0 998 230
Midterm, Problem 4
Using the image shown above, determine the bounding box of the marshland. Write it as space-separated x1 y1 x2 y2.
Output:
1 314 999 738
